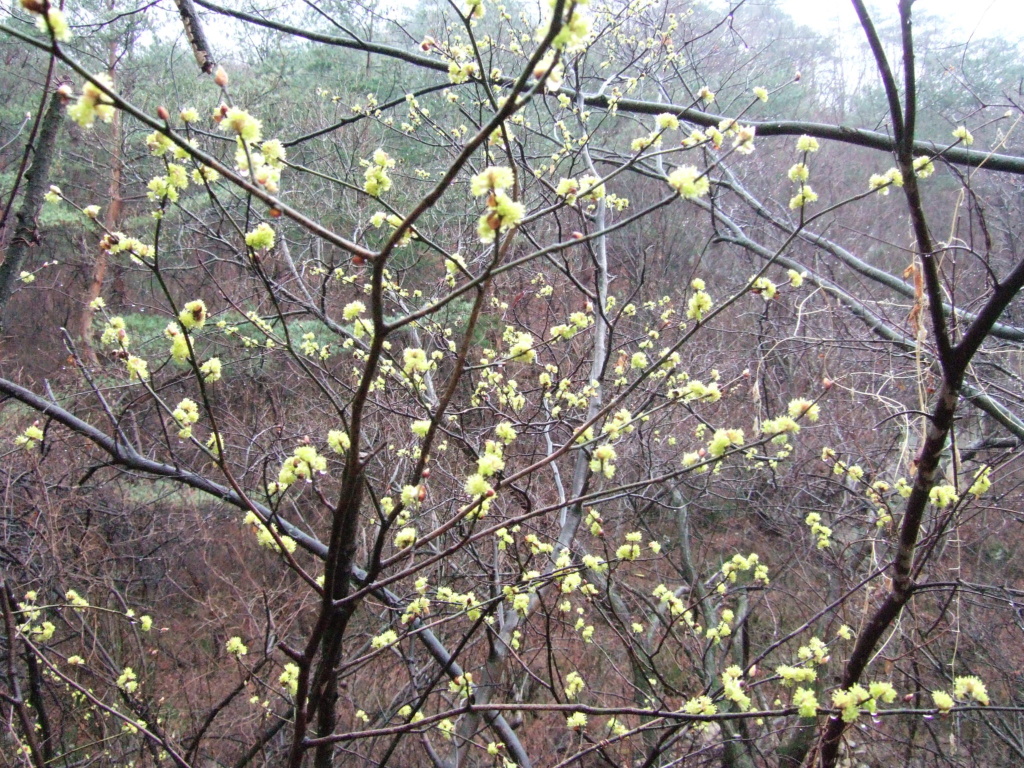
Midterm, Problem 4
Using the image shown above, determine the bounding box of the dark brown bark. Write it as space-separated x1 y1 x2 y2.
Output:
0 91 63 333
173 0 217 73
816 4 1024 765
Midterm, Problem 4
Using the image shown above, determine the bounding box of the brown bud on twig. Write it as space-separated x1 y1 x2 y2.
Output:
157 105 170 121
822 377 833 390
214 66 229 87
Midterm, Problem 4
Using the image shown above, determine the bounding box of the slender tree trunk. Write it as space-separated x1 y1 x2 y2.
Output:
74 48 122 365
0 91 63 333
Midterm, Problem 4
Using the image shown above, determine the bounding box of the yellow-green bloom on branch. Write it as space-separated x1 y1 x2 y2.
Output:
471 166 515 197
220 107 262 144
32 7 72 42
667 166 710 200
68 74 115 128
789 185 818 209
796 135 819 153
245 223 275 251
477 192 525 243
200 357 222 382
14 424 44 450
178 300 208 330
125 355 149 381
952 125 974 146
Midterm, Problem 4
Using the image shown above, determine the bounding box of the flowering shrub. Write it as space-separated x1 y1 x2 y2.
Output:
1 1 1022 767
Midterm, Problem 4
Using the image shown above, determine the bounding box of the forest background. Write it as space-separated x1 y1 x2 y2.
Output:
2 0 1024 767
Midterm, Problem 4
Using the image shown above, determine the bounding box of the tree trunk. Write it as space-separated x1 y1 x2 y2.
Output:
0 91 64 333
74 51 122 366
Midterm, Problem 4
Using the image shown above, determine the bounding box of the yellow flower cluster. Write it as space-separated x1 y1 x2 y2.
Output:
22 0 72 41
14 424 44 450
279 663 299 696
722 665 751 710
363 149 394 197
472 165 525 242
913 155 935 178
565 711 587 729
793 687 818 718
243 511 297 554
776 664 816 686
953 675 989 705
178 299 208 330
172 398 199 439
220 107 262 144
707 428 744 458
667 166 710 200
370 629 398 649
929 484 959 508
952 125 974 146
394 527 417 548
969 466 992 496
117 667 138 693
721 552 769 585
831 681 897 723
245 223 275 251
448 672 474 698
125 355 149 381
805 512 832 549
234 138 287 193
868 167 904 195
327 429 351 453
277 445 327 488
68 74 115 127
200 357 222 382
589 443 617 478
681 695 717 717
615 531 644 561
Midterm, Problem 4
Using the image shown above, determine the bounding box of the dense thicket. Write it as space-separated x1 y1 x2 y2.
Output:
2 1 1024 767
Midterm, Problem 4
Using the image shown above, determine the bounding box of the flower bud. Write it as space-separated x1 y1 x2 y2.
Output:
214 66 229 87
157 105 169 121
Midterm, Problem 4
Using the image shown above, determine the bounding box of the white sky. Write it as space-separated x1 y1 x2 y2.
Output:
776 0 1024 42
